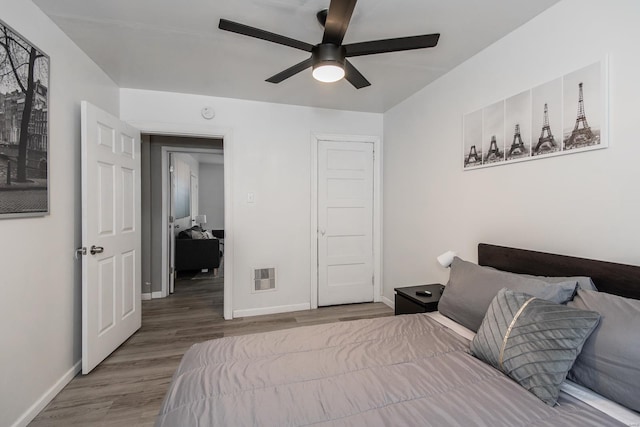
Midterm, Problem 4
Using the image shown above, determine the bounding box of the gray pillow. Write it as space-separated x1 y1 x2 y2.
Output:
471 288 600 406
189 229 209 239
567 290 640 412
520 273 597 291
438 257 578 331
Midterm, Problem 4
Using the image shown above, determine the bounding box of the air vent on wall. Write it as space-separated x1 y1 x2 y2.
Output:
254 268 276 291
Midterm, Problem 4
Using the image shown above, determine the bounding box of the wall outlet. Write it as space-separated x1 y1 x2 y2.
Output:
247 192 255 203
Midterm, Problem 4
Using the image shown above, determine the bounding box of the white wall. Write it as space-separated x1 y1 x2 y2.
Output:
0 1 120 426
199 162 225 230
121 89 382 315
382 0 640 300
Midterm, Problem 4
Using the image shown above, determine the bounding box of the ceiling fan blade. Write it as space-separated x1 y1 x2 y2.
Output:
219 19 314 52
266 57 314 83
322 0 357 45
345 33 440 57
344 59 370 89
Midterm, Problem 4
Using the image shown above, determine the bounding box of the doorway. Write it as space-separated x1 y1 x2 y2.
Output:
140 133 231 318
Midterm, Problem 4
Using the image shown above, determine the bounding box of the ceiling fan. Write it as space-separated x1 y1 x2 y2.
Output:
218 0 440 89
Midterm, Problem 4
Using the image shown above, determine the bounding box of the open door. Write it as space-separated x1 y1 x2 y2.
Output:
80 101 141 374
168 153 176 294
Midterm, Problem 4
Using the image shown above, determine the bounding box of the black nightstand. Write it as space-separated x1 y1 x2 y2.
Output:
394 284 444 315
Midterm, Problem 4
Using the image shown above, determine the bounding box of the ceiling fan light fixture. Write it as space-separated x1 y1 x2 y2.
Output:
219 0 440 89
312 43 346 83
312 63 345 83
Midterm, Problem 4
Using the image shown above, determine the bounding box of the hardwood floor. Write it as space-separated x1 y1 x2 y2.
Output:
29 274 392 426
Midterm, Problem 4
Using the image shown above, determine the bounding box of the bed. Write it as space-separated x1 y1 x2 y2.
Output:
156 244 640 426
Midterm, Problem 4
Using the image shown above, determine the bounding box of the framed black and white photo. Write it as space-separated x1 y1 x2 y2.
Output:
505 90 531 161
531 78 562 157
562 61 605 151
463 109 483 168
462 58 609 171
0 20 50 218
482 100 505 165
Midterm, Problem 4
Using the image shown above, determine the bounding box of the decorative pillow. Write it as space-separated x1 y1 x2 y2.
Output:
177 229 192 239
471 288 600 406
567 290 640 412
438 257 578 331
181 226 209 239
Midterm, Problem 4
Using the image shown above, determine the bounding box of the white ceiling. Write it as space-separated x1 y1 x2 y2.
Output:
33 0 559 113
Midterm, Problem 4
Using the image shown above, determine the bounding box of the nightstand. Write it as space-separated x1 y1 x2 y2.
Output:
394 284 444 315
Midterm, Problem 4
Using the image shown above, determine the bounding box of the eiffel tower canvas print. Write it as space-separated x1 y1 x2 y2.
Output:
532 78 562 157
563 62 602 151
462 59 607 171
505 90 531 160
482 101 505 164
463 109 483 168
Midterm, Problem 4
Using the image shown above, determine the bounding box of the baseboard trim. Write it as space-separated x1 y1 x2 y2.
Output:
11 360 81 427
141 293 152 301
381 296 394 309
233 303 310 318
152 291 163 299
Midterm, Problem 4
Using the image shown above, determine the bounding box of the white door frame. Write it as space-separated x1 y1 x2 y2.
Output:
168 152 176 295
127 121 234 320
162 146 221 296
310 133 383 309
190 172 199 225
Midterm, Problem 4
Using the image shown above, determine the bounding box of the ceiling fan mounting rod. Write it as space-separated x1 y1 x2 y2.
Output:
316 9 328 27
312 44 346 67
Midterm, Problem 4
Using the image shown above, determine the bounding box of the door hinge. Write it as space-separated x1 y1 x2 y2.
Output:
169 215 174 223
372 276 374 286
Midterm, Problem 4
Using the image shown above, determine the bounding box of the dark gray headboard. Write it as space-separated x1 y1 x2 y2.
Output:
478 243 640 300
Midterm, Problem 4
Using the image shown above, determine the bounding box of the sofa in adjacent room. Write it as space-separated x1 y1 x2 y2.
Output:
175 226 221 272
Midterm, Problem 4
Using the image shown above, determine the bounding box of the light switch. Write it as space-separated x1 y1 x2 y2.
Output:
247 192 255 203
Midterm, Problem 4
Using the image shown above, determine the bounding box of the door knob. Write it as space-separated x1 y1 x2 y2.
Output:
319 228 326 236
90 245 104 255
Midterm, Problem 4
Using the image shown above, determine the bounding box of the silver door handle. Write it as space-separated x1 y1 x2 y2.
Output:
90 245 104 255
319 228 326 236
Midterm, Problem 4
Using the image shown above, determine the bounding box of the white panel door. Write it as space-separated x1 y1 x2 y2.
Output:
318 140 374 306
81 101 141 374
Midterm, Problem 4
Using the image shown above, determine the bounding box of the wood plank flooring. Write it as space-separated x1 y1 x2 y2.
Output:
29 274 392 426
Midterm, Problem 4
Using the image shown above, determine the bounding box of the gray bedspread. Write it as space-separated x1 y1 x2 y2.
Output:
156 314 623 426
